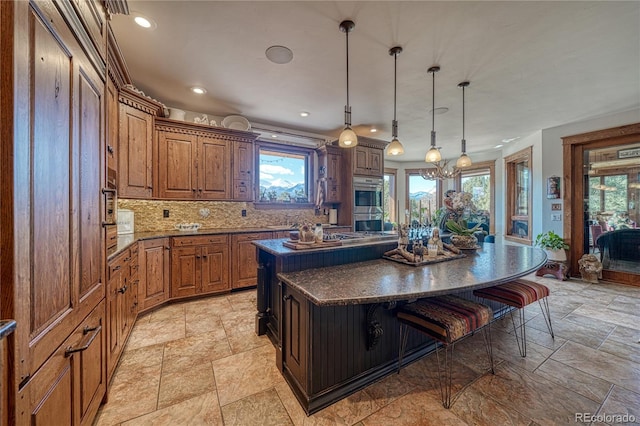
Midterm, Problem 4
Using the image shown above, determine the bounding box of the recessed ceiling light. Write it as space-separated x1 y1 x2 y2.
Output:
495 144 503 149
265 46 293 64
431 107 449 115
191 87 206 95
133 14 156 29
501 137 520 143
370 127 377 133
271 134 278 138
300 111 310 117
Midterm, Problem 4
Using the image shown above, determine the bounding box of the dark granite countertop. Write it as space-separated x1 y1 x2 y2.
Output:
0 320 16 340
252 233 398 257
277 243 547 306
108 225 354 259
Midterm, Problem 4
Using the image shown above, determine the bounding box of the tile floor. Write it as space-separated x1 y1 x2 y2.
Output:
95 274 640 425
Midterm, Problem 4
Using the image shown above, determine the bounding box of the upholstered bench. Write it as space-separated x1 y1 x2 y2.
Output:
397 294 495 408
473 279 554 357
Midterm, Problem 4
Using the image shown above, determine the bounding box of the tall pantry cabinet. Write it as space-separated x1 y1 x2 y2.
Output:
2 1 111 424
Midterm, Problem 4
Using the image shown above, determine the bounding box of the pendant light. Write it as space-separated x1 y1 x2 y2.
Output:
338 20 358 148
456 81 473 168
425 66 442 163
386 46 404 156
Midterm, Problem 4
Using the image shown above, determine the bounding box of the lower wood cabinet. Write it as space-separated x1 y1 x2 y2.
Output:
17 300 106 426
232 232 273 289
138 238 170 312
282 285 309 388
171 235 230 298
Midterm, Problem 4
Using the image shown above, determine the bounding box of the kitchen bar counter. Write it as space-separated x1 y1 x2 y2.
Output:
277 244 547 306
254 239 547 415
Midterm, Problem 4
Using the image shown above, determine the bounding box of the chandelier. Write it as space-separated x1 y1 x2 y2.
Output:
420 159 460 180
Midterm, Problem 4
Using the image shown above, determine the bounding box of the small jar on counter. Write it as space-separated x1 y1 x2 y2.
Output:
314 223 323 243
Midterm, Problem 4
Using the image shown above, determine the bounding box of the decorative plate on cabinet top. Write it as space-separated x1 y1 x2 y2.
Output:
175 223 201 231
222 115 251 131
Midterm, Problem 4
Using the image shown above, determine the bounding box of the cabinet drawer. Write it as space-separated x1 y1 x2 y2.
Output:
108 250 129 280
235 232 273 242
172 234 229 247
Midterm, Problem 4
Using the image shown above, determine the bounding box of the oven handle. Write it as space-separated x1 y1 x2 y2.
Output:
102 187 117 227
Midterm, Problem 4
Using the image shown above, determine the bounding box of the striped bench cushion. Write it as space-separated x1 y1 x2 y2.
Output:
397 295 492 344
473 279 550 309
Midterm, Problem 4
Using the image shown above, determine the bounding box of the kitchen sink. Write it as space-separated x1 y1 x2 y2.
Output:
265 225 296 230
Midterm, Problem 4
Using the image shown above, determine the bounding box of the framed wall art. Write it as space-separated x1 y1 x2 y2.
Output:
547 176 561 199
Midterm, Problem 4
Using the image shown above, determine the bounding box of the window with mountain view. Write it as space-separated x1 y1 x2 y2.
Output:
405 169 441 226
257 143 312 203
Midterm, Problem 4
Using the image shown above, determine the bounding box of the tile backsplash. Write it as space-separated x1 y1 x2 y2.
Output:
118 199 328 232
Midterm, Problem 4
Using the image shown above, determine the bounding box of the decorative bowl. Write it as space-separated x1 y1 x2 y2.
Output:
175 223 201 231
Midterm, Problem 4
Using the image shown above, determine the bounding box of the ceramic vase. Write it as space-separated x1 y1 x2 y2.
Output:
450 234 478 249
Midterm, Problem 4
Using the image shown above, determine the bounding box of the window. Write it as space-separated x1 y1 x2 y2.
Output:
405 169 441 226
255 141 314 207
384 168 397 225
505 147 532 244
455 161 496 234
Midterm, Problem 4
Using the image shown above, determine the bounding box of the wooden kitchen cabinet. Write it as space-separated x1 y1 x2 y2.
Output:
232 232 273 289
155 118 258 201
106 245 138 381
317 144 342 203
138 238 170 312
171 235 230 298
282 285 309 388
233 141 254 200
353 144 383 177
118 86 163 198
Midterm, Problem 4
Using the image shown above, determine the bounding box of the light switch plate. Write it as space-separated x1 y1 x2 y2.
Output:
551 213 562 221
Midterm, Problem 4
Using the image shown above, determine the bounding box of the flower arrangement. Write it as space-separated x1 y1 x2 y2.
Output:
450 191 476 213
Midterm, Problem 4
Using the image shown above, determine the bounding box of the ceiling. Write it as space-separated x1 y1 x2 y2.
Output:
110 1 640 162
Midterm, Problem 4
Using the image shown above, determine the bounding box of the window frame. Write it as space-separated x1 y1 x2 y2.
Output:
384 168 397 224
253 141 315 210
504 146 533 245
454 160 496 235
405 168 442 225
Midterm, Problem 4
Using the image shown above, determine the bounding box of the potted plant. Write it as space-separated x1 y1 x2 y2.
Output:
534 231 569 261
445 219 483 249
267 190 278 202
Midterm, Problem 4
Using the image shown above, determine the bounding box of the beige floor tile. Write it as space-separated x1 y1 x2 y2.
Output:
221 388 293 425
121 391 223 425
117 343 165 372
526 312 612 349
572 303 640 330
607 294 640 316
185 311 227 337
226 325 270 354
158 361 216 409
185 295 235 316
451 385 533 426
363 371 419 409
597 385 640 421
163 329 231 364
220 308 255 333
213 344 285 406
551 340 640 394
126 320 186 350
534 358 612 403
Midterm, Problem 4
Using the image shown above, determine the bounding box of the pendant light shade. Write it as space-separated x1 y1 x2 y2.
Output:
386 46 404 156
425 66 441 163
456 81 473 168
338 20 358 148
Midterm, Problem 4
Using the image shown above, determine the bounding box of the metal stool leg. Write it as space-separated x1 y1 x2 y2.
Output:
509 307 527 357
435 342 454 409
482 323 495 374
538 297 555 339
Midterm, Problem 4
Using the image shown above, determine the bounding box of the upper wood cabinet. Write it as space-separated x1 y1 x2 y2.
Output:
353 144 383 177
118 87 163 198
155 118 258 201
317 144 343 203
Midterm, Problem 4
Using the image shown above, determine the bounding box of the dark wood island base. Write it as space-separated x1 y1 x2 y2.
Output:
253 238 546 415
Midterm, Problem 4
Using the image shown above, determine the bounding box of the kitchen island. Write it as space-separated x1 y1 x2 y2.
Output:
253 238 547 415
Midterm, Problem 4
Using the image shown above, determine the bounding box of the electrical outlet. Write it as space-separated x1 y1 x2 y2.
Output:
241 209 247 217
163 209 170 218
551 213 561 221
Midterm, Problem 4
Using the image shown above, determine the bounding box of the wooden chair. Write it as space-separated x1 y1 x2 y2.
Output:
590 224 603 253
397 295 494 408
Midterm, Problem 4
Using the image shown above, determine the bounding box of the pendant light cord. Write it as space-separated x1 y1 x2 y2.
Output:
345 28 350 108
393 53 397 122
462 84 465 141
431 70 435 133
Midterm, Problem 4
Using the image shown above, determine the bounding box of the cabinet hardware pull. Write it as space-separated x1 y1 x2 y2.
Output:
192 188 197 192
101 187 116 194
196 255 201 259
107 145 114 154
283 295 292 301
124 257 131 261
165 246 170 250
112 265 121 271
118 285 127 294
102 220 117 227
64 325 102 357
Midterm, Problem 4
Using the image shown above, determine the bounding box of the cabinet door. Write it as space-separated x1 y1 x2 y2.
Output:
367 148 383 177
170 246 199 298
119 104 153 197
106 255 124 379
18 300 106 426
232 233 271 289
106 77 118 179
234 141 253 180
326 150 342 184
200 244 230 294
353 146 369 175
15 1 105 384
157 130 198 199
138 238 170 312
282 286 309 390
198 135 230 199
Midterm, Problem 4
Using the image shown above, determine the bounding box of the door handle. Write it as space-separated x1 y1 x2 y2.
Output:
64 325 102 357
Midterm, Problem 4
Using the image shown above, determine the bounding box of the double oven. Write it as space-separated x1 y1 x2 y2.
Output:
353 176 384 232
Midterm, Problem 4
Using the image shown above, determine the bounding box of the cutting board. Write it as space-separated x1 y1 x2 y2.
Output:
282 240 343 250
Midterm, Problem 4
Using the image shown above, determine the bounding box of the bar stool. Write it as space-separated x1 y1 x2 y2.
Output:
473 279 554 357
397 295 495 409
